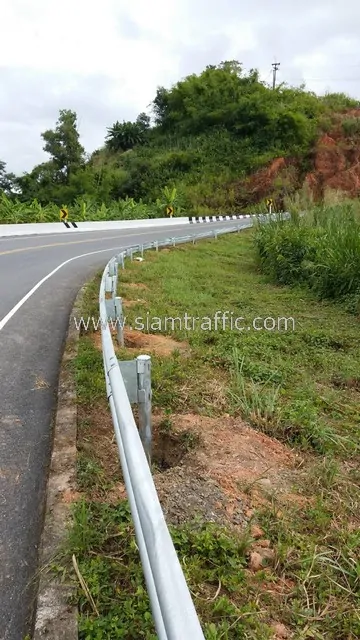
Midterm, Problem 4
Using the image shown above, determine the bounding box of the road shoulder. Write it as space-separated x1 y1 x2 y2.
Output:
32 290 84 640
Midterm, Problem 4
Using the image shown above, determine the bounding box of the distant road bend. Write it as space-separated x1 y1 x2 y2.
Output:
0 220 248 639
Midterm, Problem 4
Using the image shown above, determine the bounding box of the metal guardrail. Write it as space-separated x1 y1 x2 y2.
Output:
99 215 280 639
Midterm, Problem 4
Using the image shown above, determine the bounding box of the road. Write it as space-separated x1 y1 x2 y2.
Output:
0 221 247 639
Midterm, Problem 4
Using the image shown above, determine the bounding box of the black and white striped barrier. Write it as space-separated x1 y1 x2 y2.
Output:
188 214 253 223
62 221 78 228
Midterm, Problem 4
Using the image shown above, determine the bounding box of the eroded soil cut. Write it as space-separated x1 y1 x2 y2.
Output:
91 326 189 358
123 328 188 357
152 412 305 526
77 398 304 527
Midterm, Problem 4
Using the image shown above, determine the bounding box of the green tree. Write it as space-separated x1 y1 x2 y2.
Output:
41 109 85 183
152 61 263 134
16 162 58 202
105 117 148 152
0 160 16 195
136 112 151 132
151 60 322 156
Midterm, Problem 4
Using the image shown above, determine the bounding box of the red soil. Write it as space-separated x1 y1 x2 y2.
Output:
235 108 360 206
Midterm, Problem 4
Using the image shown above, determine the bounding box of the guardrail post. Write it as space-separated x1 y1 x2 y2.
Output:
141 244 144 257
117 252 125 269
136 355 152 466
108 257 117 277
105 273 113 293
105 268 117 320
115 296 124 347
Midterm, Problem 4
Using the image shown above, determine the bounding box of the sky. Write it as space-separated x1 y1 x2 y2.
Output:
1 0 360 175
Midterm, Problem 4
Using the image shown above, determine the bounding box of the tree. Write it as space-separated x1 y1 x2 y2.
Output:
150 60 323 156
151 61 264 134
152 86 170 126
105 118 148 152
136 112 151 132
41 109 85 183
16 162 59 202
0 160 16 195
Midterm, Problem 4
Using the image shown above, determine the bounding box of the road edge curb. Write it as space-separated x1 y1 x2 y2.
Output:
33 286 86 639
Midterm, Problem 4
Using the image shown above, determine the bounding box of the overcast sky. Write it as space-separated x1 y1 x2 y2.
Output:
1 0 360 175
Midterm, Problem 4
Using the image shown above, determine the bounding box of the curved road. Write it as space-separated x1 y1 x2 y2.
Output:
0 221 246 639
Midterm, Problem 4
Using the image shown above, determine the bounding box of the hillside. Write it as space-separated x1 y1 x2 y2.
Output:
1 61 360 218
231 108 360 210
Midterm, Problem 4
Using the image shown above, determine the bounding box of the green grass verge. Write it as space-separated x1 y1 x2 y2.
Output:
67 500 271 639
120 229 360 455
63 229 359 639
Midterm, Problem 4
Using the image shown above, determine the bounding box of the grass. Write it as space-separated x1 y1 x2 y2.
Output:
62 228 359 639
68 500 273 639
254 202 360 312
119 228 360 456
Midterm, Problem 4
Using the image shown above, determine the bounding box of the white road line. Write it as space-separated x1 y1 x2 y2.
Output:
0 245 122 332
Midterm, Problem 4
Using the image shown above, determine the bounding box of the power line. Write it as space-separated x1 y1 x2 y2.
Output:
283 77 360 82
278 63 360 72
272 62 280 89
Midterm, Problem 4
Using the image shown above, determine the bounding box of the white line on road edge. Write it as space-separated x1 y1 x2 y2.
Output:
0 246 123 332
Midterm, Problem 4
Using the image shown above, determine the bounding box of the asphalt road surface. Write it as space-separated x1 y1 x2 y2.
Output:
0 221 249 639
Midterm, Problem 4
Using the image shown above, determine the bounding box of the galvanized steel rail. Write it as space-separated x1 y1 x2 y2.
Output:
99 217 267 638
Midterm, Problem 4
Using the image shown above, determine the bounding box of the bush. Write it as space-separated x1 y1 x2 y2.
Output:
341 117 360 137
254 214 318 285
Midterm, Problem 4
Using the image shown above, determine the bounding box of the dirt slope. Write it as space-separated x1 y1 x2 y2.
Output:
235 108 360 207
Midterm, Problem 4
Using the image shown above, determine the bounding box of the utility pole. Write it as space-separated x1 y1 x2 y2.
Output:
272 62 280 89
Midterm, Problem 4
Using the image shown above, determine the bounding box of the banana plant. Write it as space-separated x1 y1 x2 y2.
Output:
80 200 87 220
97 202 109 220
30 199 50 223
157 185 180 217
0 194 30 223
163 186 177 205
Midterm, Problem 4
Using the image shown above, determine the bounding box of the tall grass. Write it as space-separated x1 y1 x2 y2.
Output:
254 201 360 311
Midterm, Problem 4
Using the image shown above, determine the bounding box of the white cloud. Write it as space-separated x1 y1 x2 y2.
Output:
0 0 360 174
